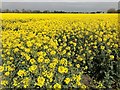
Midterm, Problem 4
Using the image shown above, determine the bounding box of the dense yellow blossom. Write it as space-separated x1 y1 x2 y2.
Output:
1 13 119 89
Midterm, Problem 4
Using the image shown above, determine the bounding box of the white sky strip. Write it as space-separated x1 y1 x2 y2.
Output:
2 0 120 2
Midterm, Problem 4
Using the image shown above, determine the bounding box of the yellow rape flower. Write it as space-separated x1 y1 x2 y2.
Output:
30 59 36 64
7 66 14 71
36 76 45 87
76 64 80 68
44 45 48 49
53 83 61 89
13 79 18 86
44 58 50 63
25 54 31 61
5 72 10 76
0 66 4 72
1 80 8 86
110 55 114 60
22 77 30 88
29 65 37 72
38 56 44 63
64 78 71 84
17 70 26 76
14 48 19 53
58 66 68 74
10 57 14 60
49 63 56 69
26 41 32 47
25 48 31 53
114 44 118 48
77 56 83 61
50 50 56 55
100 46 105 50
62 50 66 55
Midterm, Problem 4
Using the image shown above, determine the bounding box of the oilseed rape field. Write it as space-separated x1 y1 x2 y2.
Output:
0 13 120 89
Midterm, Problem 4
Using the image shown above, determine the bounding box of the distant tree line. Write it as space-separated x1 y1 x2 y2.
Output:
0 8 120 13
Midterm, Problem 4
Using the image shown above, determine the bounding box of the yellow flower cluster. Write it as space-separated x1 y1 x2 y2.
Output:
58 66 68 74
1 13 119 89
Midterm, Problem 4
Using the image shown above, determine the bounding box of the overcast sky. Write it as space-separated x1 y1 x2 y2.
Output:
1 0 119 12
2 2 118 12
2 0 120 2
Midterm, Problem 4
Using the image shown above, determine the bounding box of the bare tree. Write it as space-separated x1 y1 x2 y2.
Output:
107 8 117 13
